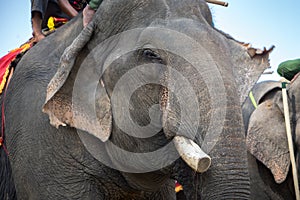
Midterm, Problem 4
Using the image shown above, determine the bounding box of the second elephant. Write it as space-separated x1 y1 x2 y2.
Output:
243 78 300 199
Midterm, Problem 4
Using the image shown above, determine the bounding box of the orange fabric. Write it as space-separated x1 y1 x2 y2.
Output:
0 42 32 94
175 181 183 193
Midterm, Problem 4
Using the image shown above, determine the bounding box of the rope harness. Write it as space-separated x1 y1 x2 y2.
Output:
281 82 300 200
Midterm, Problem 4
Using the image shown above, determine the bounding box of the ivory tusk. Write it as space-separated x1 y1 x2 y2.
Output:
173 136 211 173
206 0 229 7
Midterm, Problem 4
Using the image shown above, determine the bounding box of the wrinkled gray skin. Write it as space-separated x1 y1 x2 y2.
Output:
242 80 281 131
242 78 300 199
1 0 271 199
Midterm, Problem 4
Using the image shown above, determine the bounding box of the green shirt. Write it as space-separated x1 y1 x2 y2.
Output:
89 0 103 10
277 58 300 81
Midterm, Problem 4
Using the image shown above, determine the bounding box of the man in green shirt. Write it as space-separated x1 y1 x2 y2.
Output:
83 0 103 27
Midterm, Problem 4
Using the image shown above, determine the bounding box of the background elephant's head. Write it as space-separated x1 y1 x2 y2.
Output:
9 0 273 199
245 77 300 185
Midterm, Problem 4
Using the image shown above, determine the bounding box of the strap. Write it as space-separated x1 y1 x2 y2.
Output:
249 91 258 109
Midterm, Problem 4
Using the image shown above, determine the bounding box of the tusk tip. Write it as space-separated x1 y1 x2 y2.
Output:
197 156 211 173
173 136 212 173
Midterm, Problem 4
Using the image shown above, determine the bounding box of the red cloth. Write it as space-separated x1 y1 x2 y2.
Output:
0 43 32 94
0 49 22 77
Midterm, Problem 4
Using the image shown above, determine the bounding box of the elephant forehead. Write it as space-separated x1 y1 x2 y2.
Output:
99 0 212 25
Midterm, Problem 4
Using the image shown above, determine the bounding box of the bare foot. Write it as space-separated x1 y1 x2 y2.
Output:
33 32 45 43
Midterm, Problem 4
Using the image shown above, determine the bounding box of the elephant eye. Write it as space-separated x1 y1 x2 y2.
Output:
142 48 162 63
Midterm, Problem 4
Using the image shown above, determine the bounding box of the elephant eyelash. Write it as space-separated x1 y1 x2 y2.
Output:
141 49 163 63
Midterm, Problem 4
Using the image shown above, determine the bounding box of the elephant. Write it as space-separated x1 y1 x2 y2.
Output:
0 0 273 199
242 78 300 199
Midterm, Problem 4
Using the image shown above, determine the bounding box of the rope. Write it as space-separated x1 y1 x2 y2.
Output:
282 82 299 200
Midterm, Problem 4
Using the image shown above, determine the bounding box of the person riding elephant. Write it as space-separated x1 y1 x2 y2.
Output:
31 0 87 43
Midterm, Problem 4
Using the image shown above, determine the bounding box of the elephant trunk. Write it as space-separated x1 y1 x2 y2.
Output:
202 82 250 199
174 106 250 199
203 99 251 199
201 120 250 199
162 65 250 198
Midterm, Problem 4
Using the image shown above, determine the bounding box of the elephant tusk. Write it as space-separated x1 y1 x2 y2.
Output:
173 136 211 173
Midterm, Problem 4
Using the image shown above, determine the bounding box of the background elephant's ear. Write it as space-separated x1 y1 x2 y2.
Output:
43 23 112 142
246 99 290 184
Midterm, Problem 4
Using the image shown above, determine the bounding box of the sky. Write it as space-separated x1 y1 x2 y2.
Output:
210 0 300 81
0 1 299 81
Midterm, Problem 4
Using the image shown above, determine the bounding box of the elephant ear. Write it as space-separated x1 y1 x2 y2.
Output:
42 23 112 142
246 99 290 184
224 35 274 105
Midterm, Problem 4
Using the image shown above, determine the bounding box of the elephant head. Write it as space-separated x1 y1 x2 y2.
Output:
246 77 300 185
38 0 273 198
